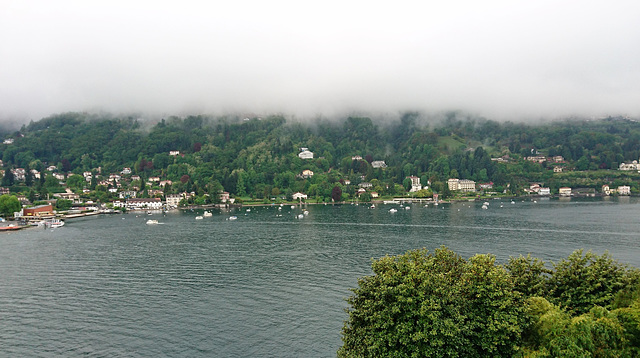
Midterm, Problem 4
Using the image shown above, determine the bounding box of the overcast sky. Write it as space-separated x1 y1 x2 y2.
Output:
1 1 639 122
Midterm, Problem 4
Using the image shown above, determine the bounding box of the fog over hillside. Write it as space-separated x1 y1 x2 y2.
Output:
1 1 639 123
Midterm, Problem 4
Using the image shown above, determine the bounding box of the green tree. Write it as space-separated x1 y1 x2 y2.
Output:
66 174 85 191
339 247 525 358
547 249 640 315
56 199 73 211
1 168 15 187
506 254 552 298
0 194 21 218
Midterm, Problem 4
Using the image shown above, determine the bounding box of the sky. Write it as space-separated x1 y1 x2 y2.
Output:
1 1 639 122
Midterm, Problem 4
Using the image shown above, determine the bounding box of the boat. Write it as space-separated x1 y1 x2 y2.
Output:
297 214 304 219
203 211 212 217
195 216 204 220
146 219 159 225
48 219 65 228
228 216 238 220
389 208 398 213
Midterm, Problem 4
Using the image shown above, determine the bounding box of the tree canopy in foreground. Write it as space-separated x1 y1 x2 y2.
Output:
339 247 640 358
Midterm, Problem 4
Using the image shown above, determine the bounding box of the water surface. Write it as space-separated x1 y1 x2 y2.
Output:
1 197 639 357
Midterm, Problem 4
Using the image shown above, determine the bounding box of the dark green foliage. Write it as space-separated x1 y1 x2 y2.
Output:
547 250 640 315
339 247 525 358
506 254 552 298
341 248 640 358
0 194 21 217
6 111 640 198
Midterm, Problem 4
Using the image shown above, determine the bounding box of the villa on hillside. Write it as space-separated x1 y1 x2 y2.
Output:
292 192 308 200
618 185 631 195
165 194 182 207
559 187 572 196
407 176 422 192
371 161 387 168
619 161 640 171
125 198 162 210
447 178 476 192
298 150 314 159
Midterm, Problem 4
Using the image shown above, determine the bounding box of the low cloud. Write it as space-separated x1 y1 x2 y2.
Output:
1 1 639 123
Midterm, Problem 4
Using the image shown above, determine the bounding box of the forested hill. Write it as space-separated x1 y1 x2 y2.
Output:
2 112 640 201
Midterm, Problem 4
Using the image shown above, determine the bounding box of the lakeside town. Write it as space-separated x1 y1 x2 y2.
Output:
3 114 640 231
1 152 637 231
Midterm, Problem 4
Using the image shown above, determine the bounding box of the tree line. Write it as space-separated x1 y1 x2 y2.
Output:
2 112 640 203
339 247 640 357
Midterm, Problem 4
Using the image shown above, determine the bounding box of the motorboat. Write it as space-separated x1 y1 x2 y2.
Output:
228 216 238 220
195 216 204 220
146 219 159 225
389 208 398 213
203 211 212 217
48 219 65 228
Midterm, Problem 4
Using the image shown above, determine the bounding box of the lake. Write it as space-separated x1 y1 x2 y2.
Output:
1 197 640 357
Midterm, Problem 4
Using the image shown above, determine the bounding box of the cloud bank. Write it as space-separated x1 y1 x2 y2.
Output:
1 0 639 122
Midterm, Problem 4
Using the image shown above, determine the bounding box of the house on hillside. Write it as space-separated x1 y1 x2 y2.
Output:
371 161 387 168
559 187 572 196
298 150 314 159
165 194 182 207
448 178 476 192
618 185 631 195
125 198 162 210
407 176 422 192
619 161 640 171
292 192 308 200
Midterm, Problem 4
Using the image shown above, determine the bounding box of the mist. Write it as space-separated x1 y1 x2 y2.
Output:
1 1 639 123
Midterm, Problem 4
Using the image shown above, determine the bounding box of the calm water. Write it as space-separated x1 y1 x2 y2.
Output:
1 197 640 357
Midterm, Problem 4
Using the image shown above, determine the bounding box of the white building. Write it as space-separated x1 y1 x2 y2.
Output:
119 191 137 199
539 187 551 196
407 176 422 192
298 150 314 159
121 167 132 175
559 187 572 196
619 161 640 171
371 161 387 168
165 194 182 207
292 192 308 200
447 178 476 192
618 185 631 195
125 198 163 210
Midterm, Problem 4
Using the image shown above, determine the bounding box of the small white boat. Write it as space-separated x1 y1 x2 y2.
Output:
195 216 204 220
228 216 238 221
291 205 295 209
389 208 398 213
405 206 411 210
203 211 212 217
246 209 251 212
146 219 159 225
297 214 304 219
303 210 309 216
48 219 65 228
482 204 489 210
